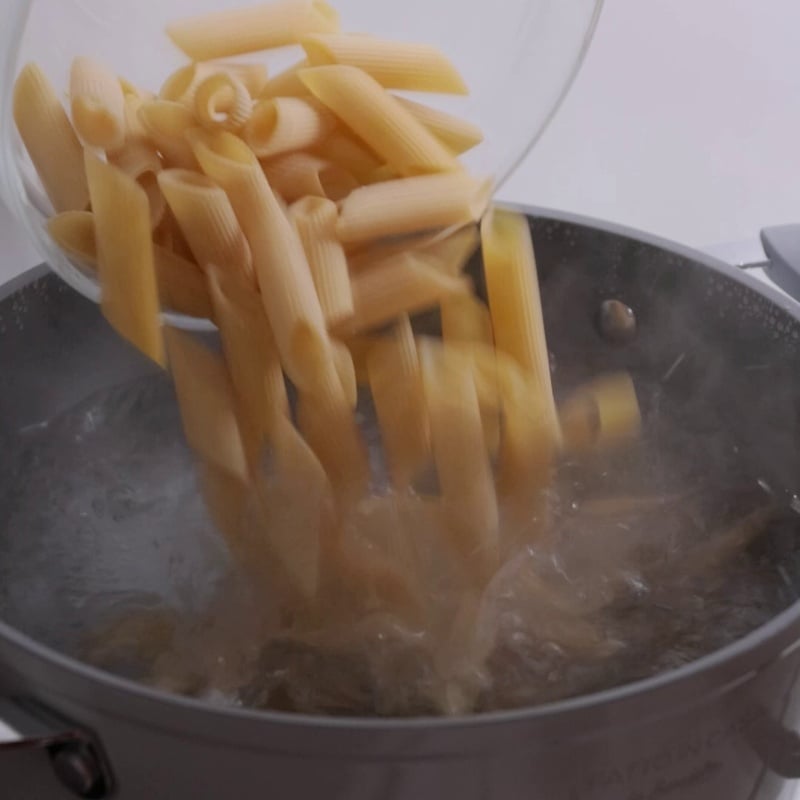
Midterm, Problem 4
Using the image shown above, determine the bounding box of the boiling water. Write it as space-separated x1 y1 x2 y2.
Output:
0 372 799 716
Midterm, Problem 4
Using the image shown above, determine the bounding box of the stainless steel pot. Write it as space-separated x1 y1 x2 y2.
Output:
2 207 800 800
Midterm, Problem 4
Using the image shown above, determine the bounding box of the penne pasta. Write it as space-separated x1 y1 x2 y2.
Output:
13 63 89 213
70 56 126 151
244 96 334 158
108 141 166 228
419 342 499 578
164 327 250 481
481 208 559 445
260 152 358 203
337 172 491 244
167 1 340 61
208 268 289 458
47 211 97 268
341 252 469 336
161 62 269 106
367 317 430 490
138 100 199 169
194 72 252 132
299 65 459 176
158 168 254 282
258 59 309 98
46 210 213 319
419 225 481 276
393 96 484 155
342 333 384 386
198 462 251 556
302 33 468 94
312 130 380 183
440 291 494 346
188 130 331 392
331 340 358 408
288 196 353 327
559 373 641 454
84 152 165 366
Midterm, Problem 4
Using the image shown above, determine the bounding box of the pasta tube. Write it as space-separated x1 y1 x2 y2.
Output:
394 96 484 154
244 96 334 158
261 152 357 202
69 56 126 151
138 100 199 169
194 72 252 132
108 141 166 228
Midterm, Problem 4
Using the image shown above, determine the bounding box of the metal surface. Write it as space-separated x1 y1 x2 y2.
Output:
0 208 799 798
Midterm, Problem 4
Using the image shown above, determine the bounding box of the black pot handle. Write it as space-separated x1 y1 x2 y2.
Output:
0 697 114 798
760 224 800 303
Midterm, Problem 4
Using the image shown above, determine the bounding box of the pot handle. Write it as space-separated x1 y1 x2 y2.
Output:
760 224 800 302
0 696 114 798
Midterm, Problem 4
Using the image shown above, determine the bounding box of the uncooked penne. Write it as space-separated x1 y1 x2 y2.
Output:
336 173 491 244
13 64 89 213
158 168 254 283
394 96 484 155
47 209 213 319
161 62 268 106
70 56 126 151
331 340 358 408
420 342 499 578
199 462 251 557
194 72 252 132
244 96 333 158
261 152 358 202
84 152 164 366
288 196 353 327
312 131 380 183
164 327 249 482
138 100 199 169
559 373 641 454
421 225 481 275
341 252 469 335
207 269 289 457
167 1 340 61
300 65 459 176
302 34 467 94
481 207 559 444
258 59 309 99
367 317 430 490
108 141 166 228
188 130 330 392
441 291 493 346
47 211 97 268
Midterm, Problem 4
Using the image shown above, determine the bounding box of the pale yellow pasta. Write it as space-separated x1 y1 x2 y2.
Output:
299 65 459 176
481 207 559 444
341 252 469 336
164 327 249 481
13 64 89 213
109 141 166 228
313 131 380 182
419 342 499 578
161 62 269 105
207 269 289 459
441 291 493 346
198 462 251 556
188 130 330 392
288 196 353 326
167 1 340 61
337 173 491 244
342 333 384 386
261 152 358 203
394 96 484 155
138 100 199 169
119 76 151 100
69 56 126 151
420 225 480 275
365 164 399 184
47 211 97 268
331 340 358 408
84 152 164 366
158 168 254 283
559 373 641 454
367 317 430 490
120 93 151 147
194 72 252 132
258 59 310 98
302 34 467 94
244 96 333 158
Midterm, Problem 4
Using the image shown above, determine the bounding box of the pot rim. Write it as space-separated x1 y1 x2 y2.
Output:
2 204 799 736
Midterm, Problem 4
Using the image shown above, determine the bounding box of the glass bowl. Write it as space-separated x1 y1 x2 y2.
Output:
0 0 602 310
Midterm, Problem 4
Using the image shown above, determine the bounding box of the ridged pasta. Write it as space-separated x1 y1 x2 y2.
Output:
261 152 357 202
138 100 200 169
244 96 333 158
300 65 459 175
70 56 126 150
194 72 252 132
13 64 89 213
302 33 467 94
312 131 380 182
394 96 484 155
108 141 166 228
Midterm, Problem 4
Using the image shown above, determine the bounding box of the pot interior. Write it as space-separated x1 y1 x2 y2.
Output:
1 213 799 715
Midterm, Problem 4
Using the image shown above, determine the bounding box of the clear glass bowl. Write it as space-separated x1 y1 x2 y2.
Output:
0 0 602 308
